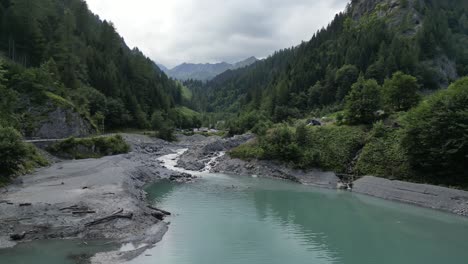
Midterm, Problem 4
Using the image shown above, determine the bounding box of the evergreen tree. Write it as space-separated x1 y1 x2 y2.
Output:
382 72 420 112
344 77 381 124
335 64 359 101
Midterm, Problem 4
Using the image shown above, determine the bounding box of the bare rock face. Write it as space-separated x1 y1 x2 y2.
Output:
32 108 95 139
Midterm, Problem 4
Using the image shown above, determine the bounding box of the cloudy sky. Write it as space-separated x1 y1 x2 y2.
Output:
85 0 349 68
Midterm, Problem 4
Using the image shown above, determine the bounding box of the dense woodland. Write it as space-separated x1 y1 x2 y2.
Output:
0 0 184 132
193 0 467 118
191 0 468 187
0 0 467 187
0 0 189 180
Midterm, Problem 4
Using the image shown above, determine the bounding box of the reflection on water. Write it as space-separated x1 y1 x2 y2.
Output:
2 173 468 264
0 239 115 264
133 173 468 264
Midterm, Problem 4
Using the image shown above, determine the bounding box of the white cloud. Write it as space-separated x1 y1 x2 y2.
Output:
85 0 349 68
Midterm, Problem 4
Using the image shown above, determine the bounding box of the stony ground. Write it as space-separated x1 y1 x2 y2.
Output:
2 132 468 263
0 134 199 262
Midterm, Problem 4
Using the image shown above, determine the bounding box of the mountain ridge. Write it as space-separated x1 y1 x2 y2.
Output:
159 56 258 81
190 0 467 114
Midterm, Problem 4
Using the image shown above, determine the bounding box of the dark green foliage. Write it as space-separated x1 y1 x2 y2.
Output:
260 124 301 162
231 124 366 173
229 140 264 160
188 0 467 125
0 126 47 181
355 121 412 178
0 59 18 127
226 111 271 136
0 0 183 132
344 77 381 124
150 112 174 141
168 107 202 129
47 134 130 159
157 120 176 142
402 77 468 185
151 111 165 130
335 64 359 101
382 72 420 112
299 125 366 172
0 126 28 174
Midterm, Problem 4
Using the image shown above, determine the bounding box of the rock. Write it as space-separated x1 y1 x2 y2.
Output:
32 107 94 139
151 211 165 221
10 232 26 241
169 173 196 183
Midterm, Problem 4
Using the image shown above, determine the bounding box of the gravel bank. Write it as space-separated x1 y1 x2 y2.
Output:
353 176 468 217
174 133 340 189
0 133 194 262
177 134 468 217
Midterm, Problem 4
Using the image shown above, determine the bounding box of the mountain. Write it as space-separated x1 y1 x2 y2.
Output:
0 0 184 138
186 0 468 188
156 63 169 72
191 0 468 114
161 57 258 81
233 56 259 69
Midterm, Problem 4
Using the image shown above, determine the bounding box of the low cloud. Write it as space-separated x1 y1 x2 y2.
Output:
86 0 349 67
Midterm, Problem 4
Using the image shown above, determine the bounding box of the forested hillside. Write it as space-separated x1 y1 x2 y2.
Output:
0 0 183 136
191 0 468 187
193 0 468 117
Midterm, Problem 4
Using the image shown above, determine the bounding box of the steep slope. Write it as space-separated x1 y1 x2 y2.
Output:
162 57 258 81
0 0 183 136
195 0 468 116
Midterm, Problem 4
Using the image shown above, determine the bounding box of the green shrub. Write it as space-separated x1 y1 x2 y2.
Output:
303 125 366 172
356 122 412 178
402 77 468 185
0 126 28 175
229 141 265 160
382 72 420 112
0 126 48 184
260 124 301 162
48 135 130 159
344 77 382 124
245 124 366 172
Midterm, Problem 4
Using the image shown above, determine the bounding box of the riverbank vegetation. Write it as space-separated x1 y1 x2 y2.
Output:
0 126 48 186
190 0 468 188
0 0 199 147
230 77 468 187
47 135 130 159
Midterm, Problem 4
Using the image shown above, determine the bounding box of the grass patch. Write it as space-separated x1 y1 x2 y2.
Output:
47 134 130 159
229 140 264 160
180 85 193 101
44 91 75 109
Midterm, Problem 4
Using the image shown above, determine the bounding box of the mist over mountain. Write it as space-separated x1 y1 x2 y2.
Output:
159 57 258 81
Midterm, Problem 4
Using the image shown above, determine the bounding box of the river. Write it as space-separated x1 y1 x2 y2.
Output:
129 172 468 264
2 152 468 264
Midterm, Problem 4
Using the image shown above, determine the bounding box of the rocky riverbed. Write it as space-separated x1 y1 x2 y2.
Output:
2 132 468 263
175 134 468 217
0 134 200 262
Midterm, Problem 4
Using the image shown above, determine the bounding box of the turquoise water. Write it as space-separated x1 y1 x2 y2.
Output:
0 239 115 264
2 172 468 264
132 173 468 264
